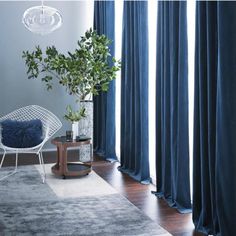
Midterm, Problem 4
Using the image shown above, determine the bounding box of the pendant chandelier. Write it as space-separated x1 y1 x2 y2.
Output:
22 1 63 35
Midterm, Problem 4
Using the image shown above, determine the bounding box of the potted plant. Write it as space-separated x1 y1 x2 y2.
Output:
22 28 121 137
64 105 86 140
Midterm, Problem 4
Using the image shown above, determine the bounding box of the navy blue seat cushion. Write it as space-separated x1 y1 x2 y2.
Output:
1 119 43 148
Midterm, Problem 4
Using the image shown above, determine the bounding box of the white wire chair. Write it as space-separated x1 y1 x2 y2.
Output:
0 105 62 183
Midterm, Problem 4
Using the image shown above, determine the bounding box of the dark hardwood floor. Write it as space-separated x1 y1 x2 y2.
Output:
0 152 204 236
92 157 204 236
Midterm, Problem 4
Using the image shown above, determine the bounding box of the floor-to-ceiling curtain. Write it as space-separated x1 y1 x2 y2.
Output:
93 1 117 161
193 2 236 235
153 1 191 213
119 0 150 184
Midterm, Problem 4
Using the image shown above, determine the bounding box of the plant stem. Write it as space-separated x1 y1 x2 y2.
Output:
38 61 62 81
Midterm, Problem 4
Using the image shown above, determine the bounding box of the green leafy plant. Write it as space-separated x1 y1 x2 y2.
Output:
22 28 121 121
64 105 86 123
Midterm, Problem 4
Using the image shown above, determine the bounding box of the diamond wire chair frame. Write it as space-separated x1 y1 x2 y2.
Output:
0 105 62 183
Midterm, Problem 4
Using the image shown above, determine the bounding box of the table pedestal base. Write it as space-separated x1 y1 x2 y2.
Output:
51 136 92 179
51 162 91 178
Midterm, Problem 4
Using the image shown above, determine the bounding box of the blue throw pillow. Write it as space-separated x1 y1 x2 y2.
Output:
1 119 43 148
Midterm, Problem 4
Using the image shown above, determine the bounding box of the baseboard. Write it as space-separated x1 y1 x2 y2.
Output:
0 149 79 167
0 146 80 155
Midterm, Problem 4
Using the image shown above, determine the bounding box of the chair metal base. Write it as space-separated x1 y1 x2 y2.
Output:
38 152 46 183
0 151 46 183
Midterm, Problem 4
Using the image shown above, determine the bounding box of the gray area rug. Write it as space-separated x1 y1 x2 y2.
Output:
0 166 171 236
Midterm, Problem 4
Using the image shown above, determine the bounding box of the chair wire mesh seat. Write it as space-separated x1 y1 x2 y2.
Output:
0 105 62 183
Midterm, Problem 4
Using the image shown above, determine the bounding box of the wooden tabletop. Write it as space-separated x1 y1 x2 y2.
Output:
51 136 91 148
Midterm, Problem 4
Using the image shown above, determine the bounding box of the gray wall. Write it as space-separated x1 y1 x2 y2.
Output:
0 1 93 150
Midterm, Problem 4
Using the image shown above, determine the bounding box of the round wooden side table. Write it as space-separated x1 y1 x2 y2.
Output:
51 136 92 179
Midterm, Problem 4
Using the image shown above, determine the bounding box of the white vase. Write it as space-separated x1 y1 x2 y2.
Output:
72 122 79 140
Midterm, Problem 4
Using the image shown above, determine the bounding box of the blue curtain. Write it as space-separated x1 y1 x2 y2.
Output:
93 1 117 161
153 1 191 213
119 1 150 184
193 2 236 235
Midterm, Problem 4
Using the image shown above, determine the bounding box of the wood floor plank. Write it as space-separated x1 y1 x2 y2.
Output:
92 156 204 236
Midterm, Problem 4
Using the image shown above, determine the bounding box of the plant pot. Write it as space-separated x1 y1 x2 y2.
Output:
72 122 79 140
78 100 93 162
79 100 93 139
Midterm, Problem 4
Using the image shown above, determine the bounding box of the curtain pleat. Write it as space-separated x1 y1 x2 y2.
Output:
193 2 236 235
119 1 150 184
93 1 117 161
153 1 191 213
